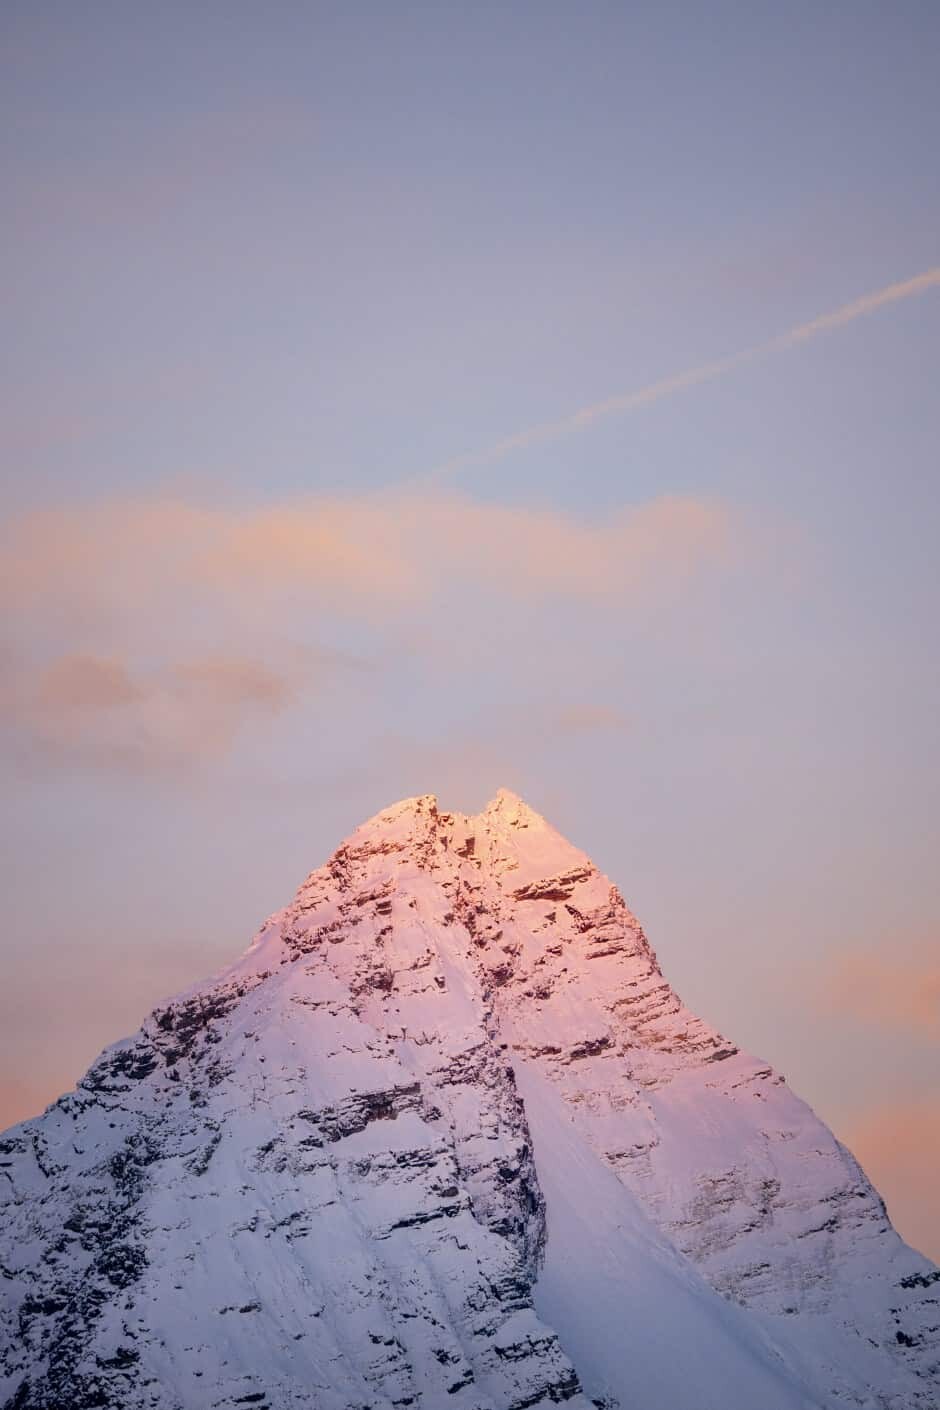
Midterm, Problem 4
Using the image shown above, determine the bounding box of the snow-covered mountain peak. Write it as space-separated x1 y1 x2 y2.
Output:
338 787 556 857
2 794 937 1410
481 787 544 826
329 788 590 894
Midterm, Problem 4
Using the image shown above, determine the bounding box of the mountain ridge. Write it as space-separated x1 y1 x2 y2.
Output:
1 790 937 1410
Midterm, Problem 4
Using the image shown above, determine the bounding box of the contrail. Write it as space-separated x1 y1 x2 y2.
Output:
432 267 940 479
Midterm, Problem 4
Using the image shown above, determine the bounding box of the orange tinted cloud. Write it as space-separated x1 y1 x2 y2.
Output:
845 1099 940 1262
820 950 940 1040
207 500 423 602
1 651 297 773
171 657 294 711
36 654 144 709
0 489 734 636
0 488 736 771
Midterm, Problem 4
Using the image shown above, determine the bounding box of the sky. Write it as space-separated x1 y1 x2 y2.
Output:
1 2 938 1259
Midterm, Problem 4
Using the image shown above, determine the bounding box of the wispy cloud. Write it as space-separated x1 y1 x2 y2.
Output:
0 489 734 630
1 651 299 773
818 948 940 1040
37 654 144 710
0 488 737 774
433 267 940 477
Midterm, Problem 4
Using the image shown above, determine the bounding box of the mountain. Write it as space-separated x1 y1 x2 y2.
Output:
1 790 937 1410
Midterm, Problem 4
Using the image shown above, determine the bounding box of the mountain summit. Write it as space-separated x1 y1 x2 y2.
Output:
2 792 937 1410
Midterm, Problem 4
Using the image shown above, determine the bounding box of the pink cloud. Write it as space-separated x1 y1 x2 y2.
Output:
36 654 144 709
0 488 739 774
0 489 735 627
1 650 299 774
171 657 294 711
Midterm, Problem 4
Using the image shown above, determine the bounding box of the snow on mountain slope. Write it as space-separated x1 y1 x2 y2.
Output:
514 1061 828 1410
1 790 937 1410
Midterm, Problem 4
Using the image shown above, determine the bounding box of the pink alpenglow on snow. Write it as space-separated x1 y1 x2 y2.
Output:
1 791 937 1409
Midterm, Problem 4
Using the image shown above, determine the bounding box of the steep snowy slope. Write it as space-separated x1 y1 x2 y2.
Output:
1 791 936 1410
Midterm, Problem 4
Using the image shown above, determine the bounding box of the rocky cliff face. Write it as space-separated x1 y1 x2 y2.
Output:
1 791 937 1410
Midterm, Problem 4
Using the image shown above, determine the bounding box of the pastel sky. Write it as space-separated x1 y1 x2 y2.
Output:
2 3 938 1259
